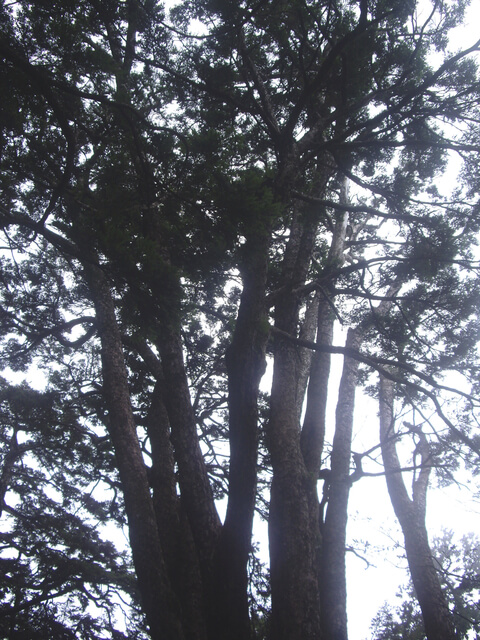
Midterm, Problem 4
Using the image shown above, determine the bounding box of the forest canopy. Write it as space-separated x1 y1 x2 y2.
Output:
1 1 480 639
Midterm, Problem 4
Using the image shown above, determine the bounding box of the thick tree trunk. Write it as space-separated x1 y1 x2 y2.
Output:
85 263 184 640
211 230 270 640
268 334 323 640
379 374 456 640
268 206 323 640
320 328 361 640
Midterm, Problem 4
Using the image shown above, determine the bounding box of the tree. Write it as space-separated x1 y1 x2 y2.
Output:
0 378 147 639
1 1 480 639
371 530 480 640
379 374 456 640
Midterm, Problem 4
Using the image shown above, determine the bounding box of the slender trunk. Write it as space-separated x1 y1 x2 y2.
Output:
379 374 456 640
301 181 349 474
212 230 269 640
85 263 184 640
125 205 220 635
321 328 361 640
295 291 321 423
300 294 335 474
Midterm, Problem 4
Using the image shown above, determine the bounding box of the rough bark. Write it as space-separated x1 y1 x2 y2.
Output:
85 263 184 640
379 374 456 640
320 328 361 640
138 345 208 640
267 205 323 640
211 229 270 640
268 334 323 640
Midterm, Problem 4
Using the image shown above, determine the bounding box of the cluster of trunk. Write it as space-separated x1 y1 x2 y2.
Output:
81 174 458 640
76 158 359 640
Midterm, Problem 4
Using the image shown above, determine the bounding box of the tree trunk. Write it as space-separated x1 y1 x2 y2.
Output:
267 205 323 640
301 179 349 474
300 294 334 473
379 374 456 640
268 333 323 640
295 291 321 423
157 324 222 576
143 209 221 582
211 228 270 640
85 263 184 640
146 377 207 640
320 328 361 640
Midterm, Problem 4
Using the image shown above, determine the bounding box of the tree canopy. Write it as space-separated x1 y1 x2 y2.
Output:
1 1 480 639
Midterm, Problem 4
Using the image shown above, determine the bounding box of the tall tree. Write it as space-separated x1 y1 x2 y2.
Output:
1 1 480 639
